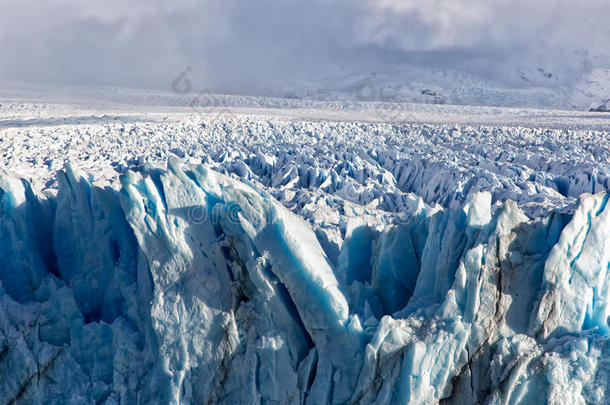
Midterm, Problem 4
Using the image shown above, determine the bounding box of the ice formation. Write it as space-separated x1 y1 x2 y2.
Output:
3 95 610 403
1 155 610 404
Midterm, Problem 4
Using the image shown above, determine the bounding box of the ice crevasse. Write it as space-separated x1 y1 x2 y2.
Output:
0 158 609 404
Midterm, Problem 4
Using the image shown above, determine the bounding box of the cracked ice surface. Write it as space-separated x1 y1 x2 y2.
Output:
2 99 610 404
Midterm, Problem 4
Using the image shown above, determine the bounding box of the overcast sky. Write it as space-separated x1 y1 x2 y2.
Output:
1 1 608 95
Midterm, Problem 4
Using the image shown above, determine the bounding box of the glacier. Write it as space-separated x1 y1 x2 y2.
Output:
1 157 610 404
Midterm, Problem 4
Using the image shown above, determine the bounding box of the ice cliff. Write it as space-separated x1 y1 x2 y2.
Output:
1 159 609 404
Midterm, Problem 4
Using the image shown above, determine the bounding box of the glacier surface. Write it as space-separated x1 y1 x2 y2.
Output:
1 158 610 404
2 98 610 404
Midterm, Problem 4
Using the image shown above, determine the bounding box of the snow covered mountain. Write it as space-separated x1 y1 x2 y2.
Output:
286 63 610 112
2 55 610 112
2 96 610 404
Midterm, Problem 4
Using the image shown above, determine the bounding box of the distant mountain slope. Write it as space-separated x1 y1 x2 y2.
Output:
2 61 610 112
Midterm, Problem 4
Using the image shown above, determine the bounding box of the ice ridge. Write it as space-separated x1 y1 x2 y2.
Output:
1 160 609 404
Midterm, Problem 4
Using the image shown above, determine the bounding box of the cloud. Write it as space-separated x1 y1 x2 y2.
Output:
1 0 608 94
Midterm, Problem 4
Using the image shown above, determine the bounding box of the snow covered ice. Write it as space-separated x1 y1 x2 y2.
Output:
2 95 610 404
